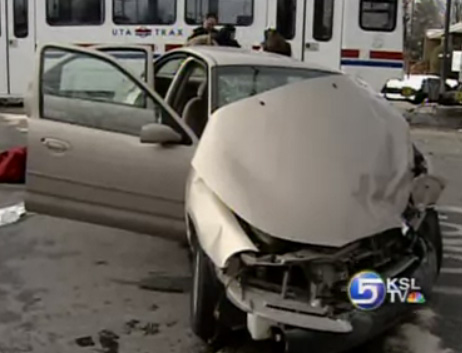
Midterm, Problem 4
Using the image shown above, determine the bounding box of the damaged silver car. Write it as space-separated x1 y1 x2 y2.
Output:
24 45 445 353
185 64 445 351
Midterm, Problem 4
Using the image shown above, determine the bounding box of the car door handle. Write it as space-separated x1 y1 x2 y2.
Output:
41 138 70 153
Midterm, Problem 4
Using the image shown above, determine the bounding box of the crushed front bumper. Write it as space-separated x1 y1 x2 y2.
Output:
283 300 410 353
219 240 438 352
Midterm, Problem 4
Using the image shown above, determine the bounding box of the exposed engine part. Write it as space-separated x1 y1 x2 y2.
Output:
225 226 425 316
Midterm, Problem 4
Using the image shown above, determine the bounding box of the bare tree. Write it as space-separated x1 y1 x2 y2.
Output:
453 0 462 23
405 0 443 61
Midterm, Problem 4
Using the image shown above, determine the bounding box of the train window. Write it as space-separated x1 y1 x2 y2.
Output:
185 0 254 26
313 0 334 42
113 0 176 25
276 0 296 40
46 0 104 26
14 0 28 38
360 0 397 32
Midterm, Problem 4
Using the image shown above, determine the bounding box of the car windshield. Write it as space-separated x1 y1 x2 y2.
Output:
214 66 336 110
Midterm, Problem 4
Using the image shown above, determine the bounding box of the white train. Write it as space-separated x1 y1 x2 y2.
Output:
0 0 404 99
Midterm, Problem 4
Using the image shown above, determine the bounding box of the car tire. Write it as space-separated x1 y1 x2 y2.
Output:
419 209 443 273
190 236 223 343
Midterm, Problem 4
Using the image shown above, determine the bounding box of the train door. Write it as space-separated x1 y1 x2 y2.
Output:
303 0 343 69
6 0 35 97
274 0 304 60
341 0 404 92
0 0 8 96
274 0 343 69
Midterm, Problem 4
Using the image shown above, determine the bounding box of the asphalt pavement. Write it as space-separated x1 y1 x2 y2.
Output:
0 110 461 353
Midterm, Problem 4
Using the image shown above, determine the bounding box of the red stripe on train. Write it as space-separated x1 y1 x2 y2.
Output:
341 49 360 58
369 51 403 60
165 44 183 52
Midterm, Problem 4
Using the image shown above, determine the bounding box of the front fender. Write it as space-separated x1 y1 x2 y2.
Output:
186 172 258 268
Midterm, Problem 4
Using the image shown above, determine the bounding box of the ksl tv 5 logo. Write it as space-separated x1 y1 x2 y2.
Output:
348 271 426 310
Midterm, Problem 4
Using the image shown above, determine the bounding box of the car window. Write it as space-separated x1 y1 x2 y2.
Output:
99 48 149 82
156 57 186 77
41 48 180 138
191 66 206 79
214 66 336 110
44 53 147 107
154 56 188 98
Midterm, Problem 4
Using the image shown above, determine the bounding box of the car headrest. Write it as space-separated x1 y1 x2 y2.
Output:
198 81 207 98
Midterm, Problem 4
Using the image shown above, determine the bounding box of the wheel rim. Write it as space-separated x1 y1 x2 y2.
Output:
192 249 201 319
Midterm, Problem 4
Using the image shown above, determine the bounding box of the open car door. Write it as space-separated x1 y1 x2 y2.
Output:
93 45 154 90
25 45 197 239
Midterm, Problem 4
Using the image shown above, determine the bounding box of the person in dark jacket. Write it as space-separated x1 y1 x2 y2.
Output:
188 12 219 41
262 29 292 57
215 25 241 48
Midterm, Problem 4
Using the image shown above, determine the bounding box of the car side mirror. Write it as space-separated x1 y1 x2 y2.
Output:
140 123 182 144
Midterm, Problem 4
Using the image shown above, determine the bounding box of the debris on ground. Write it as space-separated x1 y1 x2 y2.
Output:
123 319 160 336
75 336 96 347
139 273 191 293
166 320 178 328
95 260 108 266
123 320 141 335
75 323 160 352
142 323 160 336
0 202 27 227
150 303 159 311
98 330 119 353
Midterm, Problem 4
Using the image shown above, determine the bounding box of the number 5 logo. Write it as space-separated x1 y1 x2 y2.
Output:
354 278 383 304
348 271 386 310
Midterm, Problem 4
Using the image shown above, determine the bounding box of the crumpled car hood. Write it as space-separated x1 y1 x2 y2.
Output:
192 74 414 247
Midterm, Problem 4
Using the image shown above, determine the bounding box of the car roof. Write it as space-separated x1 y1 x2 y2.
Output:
169 46 339 73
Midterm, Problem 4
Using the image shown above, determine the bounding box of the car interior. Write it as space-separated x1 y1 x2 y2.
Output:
155 72 176 99
183 80 208 138
167 61 209 138
153 56 187 98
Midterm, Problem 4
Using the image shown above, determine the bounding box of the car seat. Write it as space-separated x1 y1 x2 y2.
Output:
183 81 208 137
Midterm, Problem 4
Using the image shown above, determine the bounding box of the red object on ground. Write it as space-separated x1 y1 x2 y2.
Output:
0 147 27 184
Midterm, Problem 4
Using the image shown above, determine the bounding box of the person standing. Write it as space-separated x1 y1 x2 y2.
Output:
262 29 292 57
188 13 219 41
215 25 241 48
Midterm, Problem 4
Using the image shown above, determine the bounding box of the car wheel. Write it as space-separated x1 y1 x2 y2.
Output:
190 237 223 343
419 209 443 273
